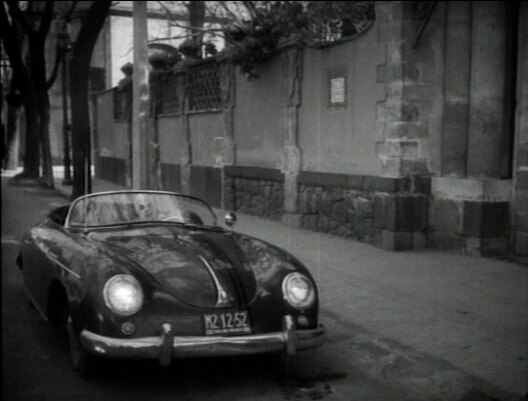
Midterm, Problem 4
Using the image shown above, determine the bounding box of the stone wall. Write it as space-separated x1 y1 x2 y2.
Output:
429 177 512 258
298 185 375 242
224 167 284 220
231 178 284 219
92 2 527 261
429 199 510 258
296 171 430 249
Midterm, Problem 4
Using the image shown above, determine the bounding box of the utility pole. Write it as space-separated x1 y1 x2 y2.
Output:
132 1 150 189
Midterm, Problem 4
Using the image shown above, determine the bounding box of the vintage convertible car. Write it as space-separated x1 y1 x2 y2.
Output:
18 190 325 377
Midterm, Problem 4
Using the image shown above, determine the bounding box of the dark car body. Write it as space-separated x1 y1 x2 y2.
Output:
18 191 325 376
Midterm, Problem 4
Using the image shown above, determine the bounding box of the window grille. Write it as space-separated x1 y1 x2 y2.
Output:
187 60 222 112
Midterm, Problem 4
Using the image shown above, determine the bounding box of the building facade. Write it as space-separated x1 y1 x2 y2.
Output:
93 1 528 261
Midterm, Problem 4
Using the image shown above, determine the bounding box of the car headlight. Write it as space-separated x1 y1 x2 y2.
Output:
103 275 144 316
282 272 316 310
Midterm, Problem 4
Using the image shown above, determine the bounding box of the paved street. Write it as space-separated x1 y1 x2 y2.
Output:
2 175 527 401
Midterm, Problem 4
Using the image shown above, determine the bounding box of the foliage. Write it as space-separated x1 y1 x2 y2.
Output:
222 2 306 78
157 1 375 79
304 1 375 43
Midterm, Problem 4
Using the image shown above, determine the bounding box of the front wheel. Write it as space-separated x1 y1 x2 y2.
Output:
67 315 101 378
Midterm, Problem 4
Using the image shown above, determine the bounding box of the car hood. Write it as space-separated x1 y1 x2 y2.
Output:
86 225 299 309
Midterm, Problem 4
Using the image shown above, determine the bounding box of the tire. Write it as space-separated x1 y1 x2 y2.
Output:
67 315 101 378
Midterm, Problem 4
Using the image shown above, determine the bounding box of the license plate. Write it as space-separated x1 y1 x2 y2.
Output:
203 311 251 335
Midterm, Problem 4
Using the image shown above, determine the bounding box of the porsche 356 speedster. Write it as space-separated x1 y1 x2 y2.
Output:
17 190 325 377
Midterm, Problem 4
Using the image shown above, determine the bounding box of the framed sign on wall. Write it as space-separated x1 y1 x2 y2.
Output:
327 66 347 108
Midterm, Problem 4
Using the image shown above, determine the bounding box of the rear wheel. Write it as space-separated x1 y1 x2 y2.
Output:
67 315 101 378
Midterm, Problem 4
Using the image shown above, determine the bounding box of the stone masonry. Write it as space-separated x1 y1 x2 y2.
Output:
226 176 284 221
299 185 375 242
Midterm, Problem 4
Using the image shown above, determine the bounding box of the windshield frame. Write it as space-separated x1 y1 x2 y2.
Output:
64 190 218 229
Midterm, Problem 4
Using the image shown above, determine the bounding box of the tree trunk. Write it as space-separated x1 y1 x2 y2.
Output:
70 1 112 199
29 35 55 187
3 92 22 171
20 95 41 178
38 92 54 187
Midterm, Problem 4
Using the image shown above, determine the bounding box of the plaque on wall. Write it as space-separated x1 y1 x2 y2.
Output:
330 77 346 105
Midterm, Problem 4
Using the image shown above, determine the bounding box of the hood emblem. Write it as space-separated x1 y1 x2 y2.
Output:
198 255 232 308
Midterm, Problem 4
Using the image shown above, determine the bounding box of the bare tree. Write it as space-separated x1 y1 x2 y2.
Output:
0 1 78 185
1 1 42 180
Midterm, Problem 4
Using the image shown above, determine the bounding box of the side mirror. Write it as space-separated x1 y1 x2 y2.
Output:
224 212 237 228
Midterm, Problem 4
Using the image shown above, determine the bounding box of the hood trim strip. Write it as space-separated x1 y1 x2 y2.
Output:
198 255 232 308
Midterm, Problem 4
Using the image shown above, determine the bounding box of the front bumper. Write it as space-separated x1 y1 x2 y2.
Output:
80 316 325 367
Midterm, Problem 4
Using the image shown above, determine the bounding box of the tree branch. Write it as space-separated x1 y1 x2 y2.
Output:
204 2 241 28
148 30 225 43
167 20 225 34
165 17 242 51
216 1 246 26
155 1 193 25
242 1 259 20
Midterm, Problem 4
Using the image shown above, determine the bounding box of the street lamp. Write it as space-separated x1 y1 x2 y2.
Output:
58 25 73 185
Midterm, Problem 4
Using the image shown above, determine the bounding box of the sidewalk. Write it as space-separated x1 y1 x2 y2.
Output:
54 177 528 399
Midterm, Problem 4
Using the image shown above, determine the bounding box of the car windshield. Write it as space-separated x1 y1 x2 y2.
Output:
67 192 217 228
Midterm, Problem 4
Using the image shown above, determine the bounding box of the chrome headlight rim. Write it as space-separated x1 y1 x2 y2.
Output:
282 272 316 310
103 274 144 317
